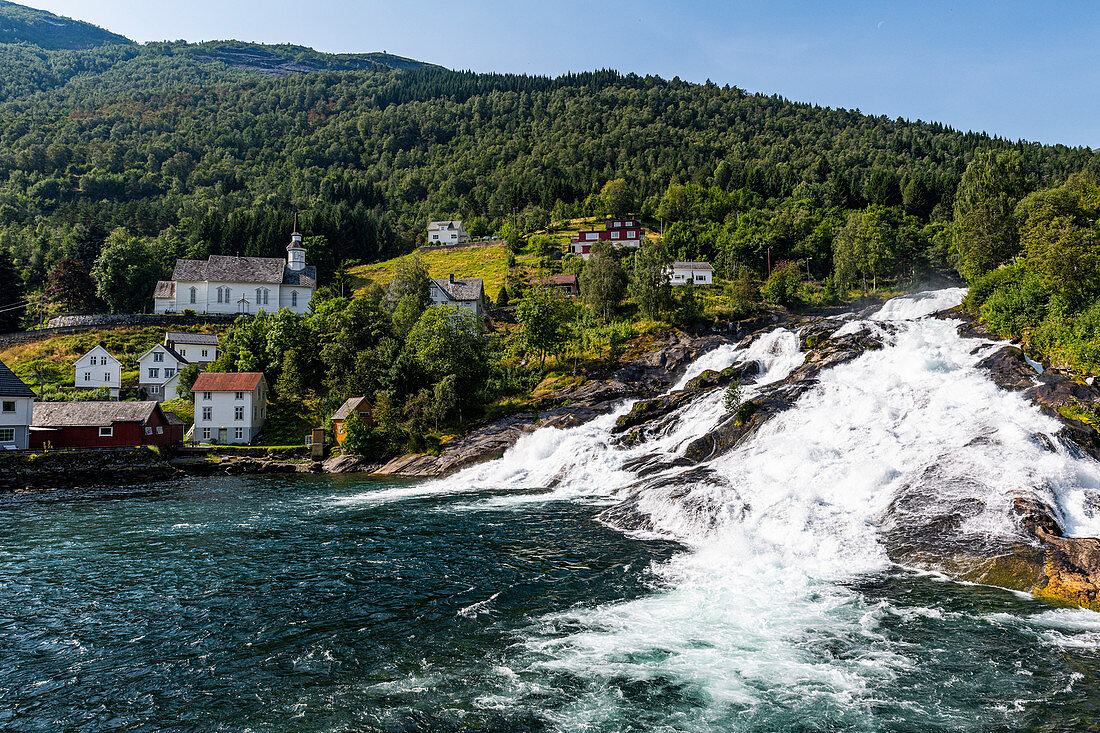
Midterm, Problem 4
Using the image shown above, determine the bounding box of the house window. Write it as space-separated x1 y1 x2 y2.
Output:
90 356 97 366
148 368 159 379
99 426 113 437
104 373 110 382
201 349 209 358
235 427 244 440
202 407 212 420
611 231 620 239
291 291 298 307
153 352 164 363
145 427 152 436
156 426 163 434
151 385 159 394
0 428 14 442
235 391 243 400
203 392 212 401
84 372 91 382
165 369 175 378
628 231 637 238
190 287 197 304
202 428 211 440
585 233 597 241
234 406 244 421
180 349 187 357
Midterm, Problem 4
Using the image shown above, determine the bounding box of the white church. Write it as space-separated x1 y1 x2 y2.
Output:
154 221 317 315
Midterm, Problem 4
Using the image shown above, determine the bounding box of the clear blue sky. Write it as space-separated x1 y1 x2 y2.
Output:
25 0 1100 148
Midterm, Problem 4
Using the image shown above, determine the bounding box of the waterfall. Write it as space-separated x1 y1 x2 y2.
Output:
346 286 1100 727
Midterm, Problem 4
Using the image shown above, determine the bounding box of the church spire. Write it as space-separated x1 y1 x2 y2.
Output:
287 212 306 271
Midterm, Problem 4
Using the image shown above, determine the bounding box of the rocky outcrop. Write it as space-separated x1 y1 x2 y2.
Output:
371 330 745 478
0 449 182 491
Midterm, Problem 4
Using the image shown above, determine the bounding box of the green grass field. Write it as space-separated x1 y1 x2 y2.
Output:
0 325 229 393
351 242 513 295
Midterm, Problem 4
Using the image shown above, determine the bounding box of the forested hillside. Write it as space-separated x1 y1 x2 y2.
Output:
0 12 1097 331
0 0 131 49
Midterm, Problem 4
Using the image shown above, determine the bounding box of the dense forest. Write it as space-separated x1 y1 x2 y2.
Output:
0 19 1097 329
0 3 1098 453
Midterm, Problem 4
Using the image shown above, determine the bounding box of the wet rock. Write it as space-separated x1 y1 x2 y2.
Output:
976 346 1039 391
322 454 378 474
598 467 743 536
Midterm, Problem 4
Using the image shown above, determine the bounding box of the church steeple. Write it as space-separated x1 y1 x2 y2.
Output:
287 212 306 272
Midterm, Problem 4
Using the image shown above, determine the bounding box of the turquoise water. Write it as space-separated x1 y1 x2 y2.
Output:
3 474 1100 732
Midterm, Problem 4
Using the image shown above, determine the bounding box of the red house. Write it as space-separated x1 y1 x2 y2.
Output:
30 401 185 449
568 219 644 258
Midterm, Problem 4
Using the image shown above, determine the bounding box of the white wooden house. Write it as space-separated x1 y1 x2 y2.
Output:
73 344 121 398
0 358 33 450
429 275 485 316
668 261 714 286
164 332 220 365
427 220 469 246
136 343 187 402
191 372 268 445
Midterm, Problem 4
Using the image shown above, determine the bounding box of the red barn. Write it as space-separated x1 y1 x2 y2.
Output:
568 219 644 257
30 401 184 449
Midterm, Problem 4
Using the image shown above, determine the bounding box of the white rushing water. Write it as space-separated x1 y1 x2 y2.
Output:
343 287 1100 727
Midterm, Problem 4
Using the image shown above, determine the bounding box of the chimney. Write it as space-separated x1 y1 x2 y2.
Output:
449 273 455 283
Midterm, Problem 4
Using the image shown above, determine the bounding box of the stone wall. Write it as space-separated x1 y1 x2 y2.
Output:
0 313 242 347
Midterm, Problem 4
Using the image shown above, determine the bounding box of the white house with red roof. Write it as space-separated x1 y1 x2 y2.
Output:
191 372 268 444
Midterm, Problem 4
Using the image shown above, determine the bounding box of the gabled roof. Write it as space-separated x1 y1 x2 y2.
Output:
192 372 265 392
671 261 714 271
171 255 317 289
431 277 483 302
0 359 33 398
32 401 162 428
136 342 187 365
75 344 117 364
428 220 463 231
162 410 186 426
154 281 176 299
332 396 370 421
165 332 220 347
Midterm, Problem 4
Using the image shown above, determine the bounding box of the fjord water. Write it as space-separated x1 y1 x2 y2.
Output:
5 291 1100 731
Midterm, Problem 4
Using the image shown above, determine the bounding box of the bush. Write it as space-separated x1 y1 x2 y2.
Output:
761 262 803 307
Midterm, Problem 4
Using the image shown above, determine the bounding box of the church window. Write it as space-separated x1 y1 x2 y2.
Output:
190 287 197 304
263 289 269 305
217 288 223 304
256 288 262 306
291 291 298 307
225 288 231 303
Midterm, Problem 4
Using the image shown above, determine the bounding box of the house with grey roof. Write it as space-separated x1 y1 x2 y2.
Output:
73 344 121 399
667 261 714 286
164 332 220 365
153 221 316 315
0 358 33 450
429 275 486 316
427 220 469 246
136 342 187 402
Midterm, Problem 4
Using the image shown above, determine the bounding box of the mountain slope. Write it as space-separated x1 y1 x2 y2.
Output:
0 0 131 49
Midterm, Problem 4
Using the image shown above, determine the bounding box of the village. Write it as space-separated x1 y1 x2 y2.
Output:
0 216 715 457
